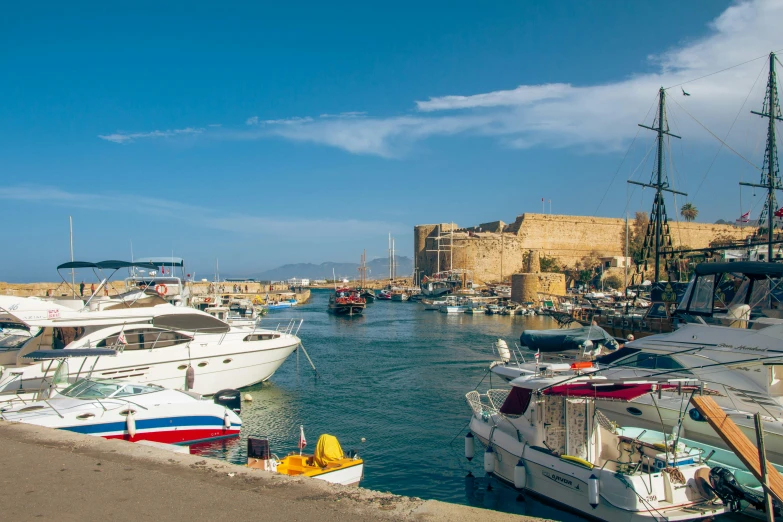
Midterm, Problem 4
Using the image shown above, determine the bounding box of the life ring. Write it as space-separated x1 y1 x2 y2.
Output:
204 297 211 303
155 284 168 296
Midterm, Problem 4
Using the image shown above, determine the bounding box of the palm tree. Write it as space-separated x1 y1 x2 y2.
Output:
680 202 698 222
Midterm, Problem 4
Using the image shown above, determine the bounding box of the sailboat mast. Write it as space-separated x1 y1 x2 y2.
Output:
764 52 779 261
655 88 664 281
392 237 395 280
69 216 75 295
436 225 441 274
741 52 782 262
628 87 685 283
625 213 629 290
450 222 454 271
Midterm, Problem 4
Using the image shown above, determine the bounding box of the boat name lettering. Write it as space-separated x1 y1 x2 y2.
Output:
48 309 60 319
719 344 765 352
7 303 19 311
542 470 580 490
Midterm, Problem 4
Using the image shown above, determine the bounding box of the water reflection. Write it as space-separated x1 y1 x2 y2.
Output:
190 290 579 520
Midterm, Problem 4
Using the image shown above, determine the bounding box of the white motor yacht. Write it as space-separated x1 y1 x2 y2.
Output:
489 261 783 463
0 294 302 396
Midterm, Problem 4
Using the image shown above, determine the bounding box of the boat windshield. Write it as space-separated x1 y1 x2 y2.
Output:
677 267 783 318
60 379 164 399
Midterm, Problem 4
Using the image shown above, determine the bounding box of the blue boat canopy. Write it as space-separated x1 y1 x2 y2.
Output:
694 262 783 278
22 349 118 359
57 260 158 271
136 256 185 267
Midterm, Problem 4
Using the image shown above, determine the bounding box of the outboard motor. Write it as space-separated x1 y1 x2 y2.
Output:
213 389 241 414
709 466 765 512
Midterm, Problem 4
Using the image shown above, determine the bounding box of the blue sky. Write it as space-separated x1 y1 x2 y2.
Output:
1 0 781 281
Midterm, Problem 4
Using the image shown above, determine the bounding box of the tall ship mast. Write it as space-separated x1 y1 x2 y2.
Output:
628 87 687 283
741 52 782 262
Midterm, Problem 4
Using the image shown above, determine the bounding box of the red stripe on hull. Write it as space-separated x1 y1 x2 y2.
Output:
104 428 240 445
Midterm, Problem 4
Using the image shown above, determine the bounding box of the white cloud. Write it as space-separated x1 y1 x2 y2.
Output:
245 116 313 126
98 127 203 144
415 83 572 111
319 111 368 119
98 0 782 157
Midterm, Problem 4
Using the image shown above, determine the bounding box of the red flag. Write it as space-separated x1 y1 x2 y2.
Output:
775 207 783 218
298 425 307 450
736 211 750 223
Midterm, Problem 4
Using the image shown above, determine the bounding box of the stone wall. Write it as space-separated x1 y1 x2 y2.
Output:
414 213 749 284
511 273 567 304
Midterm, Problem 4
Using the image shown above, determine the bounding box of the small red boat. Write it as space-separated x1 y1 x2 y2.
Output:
327 288 366 315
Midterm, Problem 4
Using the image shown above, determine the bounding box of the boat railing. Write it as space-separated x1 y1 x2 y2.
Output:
265 318 304 337
466 389 509 419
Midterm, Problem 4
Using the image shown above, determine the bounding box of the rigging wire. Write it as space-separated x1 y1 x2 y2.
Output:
595 93 660 214
664 48 783 90
669 96 762 172
691 60 768 201
621 104 662 217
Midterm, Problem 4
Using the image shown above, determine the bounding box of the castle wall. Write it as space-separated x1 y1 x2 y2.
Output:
414 213 749 284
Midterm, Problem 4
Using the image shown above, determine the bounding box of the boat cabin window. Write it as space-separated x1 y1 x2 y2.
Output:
595 347 640 365
646 303 669 319
244 333 280 342
61 379 124 398
607 352 691 373
97 329 191 350
113 383 165 397
681 274 715 315
678 267 783 318
61 379 163 398
499 387 532 416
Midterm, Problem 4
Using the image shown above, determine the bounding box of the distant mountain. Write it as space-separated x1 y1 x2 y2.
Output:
244 256 413 281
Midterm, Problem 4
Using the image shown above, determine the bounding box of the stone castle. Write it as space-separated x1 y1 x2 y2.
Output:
414 213 748 284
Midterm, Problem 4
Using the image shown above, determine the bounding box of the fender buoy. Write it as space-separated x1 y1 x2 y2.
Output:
186 365 195 390
514 459 527 489
465 432 475 461
204 297 211 303
126 411 137 439
484 446 495 473
588 474 600 508
155 284 168 296
224 411 232 429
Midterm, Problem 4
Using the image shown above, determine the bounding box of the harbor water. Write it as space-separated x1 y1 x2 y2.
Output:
193 289 583 521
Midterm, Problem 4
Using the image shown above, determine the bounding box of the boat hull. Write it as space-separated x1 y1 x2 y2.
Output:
327 305 365 315
2 396 242 446
470 418 724 521
0 332 300 396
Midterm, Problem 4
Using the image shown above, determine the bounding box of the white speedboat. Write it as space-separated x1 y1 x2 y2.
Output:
466 376 726 521
1 371 241 445
0 295 302 396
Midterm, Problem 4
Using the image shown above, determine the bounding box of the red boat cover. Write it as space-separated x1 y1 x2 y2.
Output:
542 382 684 402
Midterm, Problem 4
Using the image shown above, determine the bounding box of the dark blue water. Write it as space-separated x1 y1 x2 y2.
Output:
192 289 583 520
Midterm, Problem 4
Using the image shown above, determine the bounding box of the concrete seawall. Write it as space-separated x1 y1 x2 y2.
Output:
0 422 549 522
